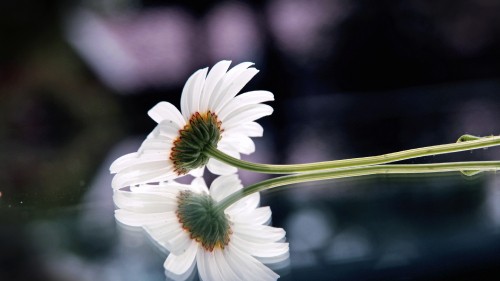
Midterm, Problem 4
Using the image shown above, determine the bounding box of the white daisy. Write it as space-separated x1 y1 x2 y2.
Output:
114 174 289 281
110 61 274 189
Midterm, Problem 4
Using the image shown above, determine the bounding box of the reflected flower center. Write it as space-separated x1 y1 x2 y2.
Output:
176 190 232 251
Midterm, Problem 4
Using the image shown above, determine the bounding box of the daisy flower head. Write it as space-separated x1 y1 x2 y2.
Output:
110 61 274 189
114 175 289 281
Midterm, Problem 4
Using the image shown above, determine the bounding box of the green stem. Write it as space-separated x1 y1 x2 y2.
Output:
206 135 500 174
216 161 500 211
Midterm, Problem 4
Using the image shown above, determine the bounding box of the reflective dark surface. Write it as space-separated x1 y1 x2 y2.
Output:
1 1 500 280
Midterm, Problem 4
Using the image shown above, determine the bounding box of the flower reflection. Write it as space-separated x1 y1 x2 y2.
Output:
114 175 289 281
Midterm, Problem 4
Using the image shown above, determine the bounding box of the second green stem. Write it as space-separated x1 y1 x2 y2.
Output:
216 161 500 211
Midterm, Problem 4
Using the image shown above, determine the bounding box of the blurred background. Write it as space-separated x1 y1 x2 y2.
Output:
1 0 500 280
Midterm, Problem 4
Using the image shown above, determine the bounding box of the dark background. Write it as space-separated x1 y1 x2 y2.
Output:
1 0 500 280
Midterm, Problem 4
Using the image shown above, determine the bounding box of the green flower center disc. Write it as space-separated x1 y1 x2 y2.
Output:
170 111 223 175
176 190 231 251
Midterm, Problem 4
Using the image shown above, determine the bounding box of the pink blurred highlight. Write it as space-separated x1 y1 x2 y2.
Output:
204 2 263 62
66 8 196 93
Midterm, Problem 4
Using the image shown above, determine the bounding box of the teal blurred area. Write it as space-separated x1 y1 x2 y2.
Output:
1 0 500 280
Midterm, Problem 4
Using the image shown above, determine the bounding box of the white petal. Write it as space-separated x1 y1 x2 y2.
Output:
224 244 279 281
218 90 274 120
166 230 192 255
238 90 274 103
180 68 203 120
225 122 264 137
112 169 177 190
214 249 244 281
189 67 209 115
206 158 236 176
115 210 170 227
230 206 272 226
221 247 254 280
218 142 241 157
190 177 210 194
219 134 255 155
196 247 209 281
203 251 225 281
231 233 288 258
222 104 273 130
146 120 182 141
200 60 232 112
148 102 185 127
111 151 171 174
209 174 242 202
231 234 289 259
110 152 139 173
208 62 254 111
206 158 238 176
132 182 185 195
156 120 182 139
212 68 259 112
217 62 254 92
164 240 198 276
143 218 183 248
232 224 286 243
206 143 240 175
111 126 180 189
113 190 177 213
115 159 169 173
189 166 205 178
127 151 170 164
117 155 171 170
226 192 260 215
111 165 177 189
137 138 172 153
